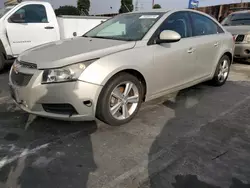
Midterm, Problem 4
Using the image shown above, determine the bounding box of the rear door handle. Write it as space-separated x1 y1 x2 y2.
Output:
214 42 219 47
44 26 54 29
187 48 195 53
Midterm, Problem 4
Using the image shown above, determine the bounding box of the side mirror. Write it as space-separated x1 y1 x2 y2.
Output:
9 13 25 23
156 30 181 44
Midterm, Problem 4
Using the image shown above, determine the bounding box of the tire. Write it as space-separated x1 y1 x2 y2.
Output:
0 52 5 72
96 73 143 126
210 55 231 86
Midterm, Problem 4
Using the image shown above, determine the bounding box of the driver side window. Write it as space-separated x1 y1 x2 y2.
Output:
159 12 191 38
9 4 48 23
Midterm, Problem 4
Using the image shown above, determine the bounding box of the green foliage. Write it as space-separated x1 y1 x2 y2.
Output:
119 0 134 13
77 0 90 15
153 4 161 9
55 6 80 16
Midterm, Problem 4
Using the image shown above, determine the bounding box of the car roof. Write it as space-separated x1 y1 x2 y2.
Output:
131 9 171 14
230 10 250 14
124 8 210 15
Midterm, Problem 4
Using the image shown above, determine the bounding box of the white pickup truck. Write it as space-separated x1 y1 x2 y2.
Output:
0 1 109 71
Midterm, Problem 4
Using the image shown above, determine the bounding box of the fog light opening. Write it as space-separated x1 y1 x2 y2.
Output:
245 49 250 54
83 100 92 107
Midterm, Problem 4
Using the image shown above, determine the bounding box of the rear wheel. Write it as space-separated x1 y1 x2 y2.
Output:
210 55 230 86
96 73 143 126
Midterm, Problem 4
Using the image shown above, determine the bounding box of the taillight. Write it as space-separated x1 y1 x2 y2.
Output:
232 35 236 41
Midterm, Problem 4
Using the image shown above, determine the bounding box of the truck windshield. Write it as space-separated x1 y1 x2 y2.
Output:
0 7 12 18
222 12 250 26
83 12 164 41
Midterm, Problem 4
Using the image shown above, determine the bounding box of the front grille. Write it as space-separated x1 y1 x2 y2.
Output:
11 71 33 86
19 61 37 69
235 35 245 42
42 104 78 115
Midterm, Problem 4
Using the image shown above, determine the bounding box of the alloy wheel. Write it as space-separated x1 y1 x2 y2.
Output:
218 59 229 82
109 81 139 120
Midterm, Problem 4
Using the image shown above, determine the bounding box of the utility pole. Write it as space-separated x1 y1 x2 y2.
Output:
152 0 154 8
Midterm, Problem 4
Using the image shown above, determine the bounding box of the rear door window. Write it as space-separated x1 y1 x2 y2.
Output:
190 12 224 37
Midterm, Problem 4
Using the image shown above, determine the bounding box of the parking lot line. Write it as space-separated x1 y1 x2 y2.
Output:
0 144 49 169
0 129 83 170
0 96 10 102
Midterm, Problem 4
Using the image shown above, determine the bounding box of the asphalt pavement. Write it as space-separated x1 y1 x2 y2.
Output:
0 62 250 188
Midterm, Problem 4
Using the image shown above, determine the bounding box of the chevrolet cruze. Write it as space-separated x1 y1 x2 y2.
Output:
9 9 235 126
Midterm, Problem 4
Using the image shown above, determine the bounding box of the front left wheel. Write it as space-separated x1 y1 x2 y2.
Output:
96 73 143 126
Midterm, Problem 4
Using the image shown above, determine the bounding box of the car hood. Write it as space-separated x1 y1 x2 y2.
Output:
224 25 250 35
19 37 136 69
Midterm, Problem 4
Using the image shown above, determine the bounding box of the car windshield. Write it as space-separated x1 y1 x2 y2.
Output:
0 7 13 18
83 12 164 41
221 12 250 26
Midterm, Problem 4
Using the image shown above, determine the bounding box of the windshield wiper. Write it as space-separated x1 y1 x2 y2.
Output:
86 36 135 41
82 35 135 41
89 36 118 40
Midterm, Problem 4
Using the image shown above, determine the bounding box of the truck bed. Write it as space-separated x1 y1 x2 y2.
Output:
57 15 110 39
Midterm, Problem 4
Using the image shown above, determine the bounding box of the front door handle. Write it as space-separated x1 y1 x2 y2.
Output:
214 42 219 47
44 26 54 29
187 48 195 53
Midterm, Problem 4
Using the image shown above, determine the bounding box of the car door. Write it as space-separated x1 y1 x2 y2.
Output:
150 11 197 94
5 4 59 56
189 12 224 79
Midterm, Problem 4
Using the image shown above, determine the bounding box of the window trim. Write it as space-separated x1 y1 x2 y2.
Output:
147 11 192 46
8 4 48 24
189 12 224 37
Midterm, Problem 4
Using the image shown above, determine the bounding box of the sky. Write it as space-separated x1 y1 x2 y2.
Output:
0 0 249 14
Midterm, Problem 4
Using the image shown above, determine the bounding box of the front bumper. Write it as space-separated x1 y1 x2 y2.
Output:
9 66 103 121
234 43 250 58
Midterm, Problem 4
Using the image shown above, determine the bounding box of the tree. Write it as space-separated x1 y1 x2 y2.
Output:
119 0 133 13
77 0 90 15
153 4 161 9
55 6 80 16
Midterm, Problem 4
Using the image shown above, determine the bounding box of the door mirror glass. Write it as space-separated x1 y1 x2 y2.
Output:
157 30 181 44
9 9 25 23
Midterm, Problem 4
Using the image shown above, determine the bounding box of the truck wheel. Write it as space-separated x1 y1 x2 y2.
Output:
210 55 230 86
96 73 143 126
0 52 5 72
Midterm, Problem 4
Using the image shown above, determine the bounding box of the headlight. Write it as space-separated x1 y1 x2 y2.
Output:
245 34 250 42
42 59 97 84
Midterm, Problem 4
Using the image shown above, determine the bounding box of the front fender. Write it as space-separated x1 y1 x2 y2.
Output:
0 32 13 57
78 57 143 86
78 45 154 99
